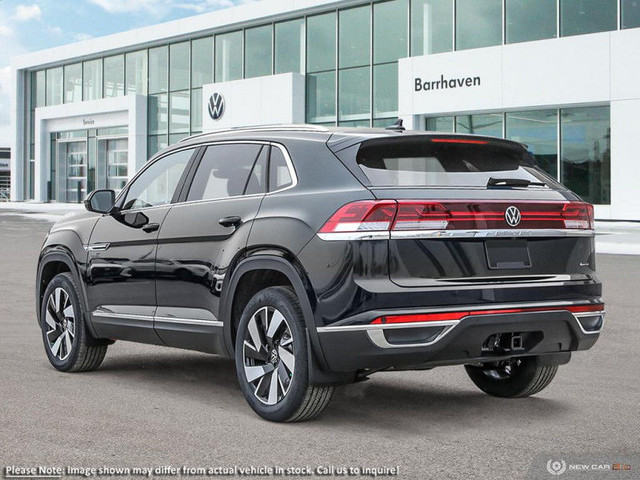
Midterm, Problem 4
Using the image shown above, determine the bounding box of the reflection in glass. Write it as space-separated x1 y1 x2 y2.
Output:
191 37 213 88
126 50 148 95
148 135 168 159
426 116 454 132
339 67 370 122
83 59 103 101
456 0 502 50
307 13 336 73
275 19 304 74
46 67 63 106
373 63 398 118
33 70 46 108
622 0 640 28
104 55 125 98
560 106 610 204
373 0 408 64
170 42 190 91
64 63 82 104
560 0 617 37
456 114 503 137
411 0 453 56
169 91 190 134
149 46 168 94
245 25 273 78
216 31 243 82
506 110 558 177
339 6 371 68
104 138 128 193
191 88 203 132
148 94 169 135
506 0 557 44
306 72 336 123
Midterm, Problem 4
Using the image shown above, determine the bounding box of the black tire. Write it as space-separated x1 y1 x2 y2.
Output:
234 286 334 422
40 272 108 372
464 356 558 398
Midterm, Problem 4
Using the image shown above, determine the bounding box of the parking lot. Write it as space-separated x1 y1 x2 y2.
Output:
0 210 638 479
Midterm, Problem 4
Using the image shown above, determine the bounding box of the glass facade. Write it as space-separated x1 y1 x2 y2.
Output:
24 0 628 203
561 0 618 37
506 0 557 43
456 0 502 50
426 106 611 204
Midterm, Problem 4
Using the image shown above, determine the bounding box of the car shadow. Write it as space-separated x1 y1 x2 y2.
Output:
92 347 572 433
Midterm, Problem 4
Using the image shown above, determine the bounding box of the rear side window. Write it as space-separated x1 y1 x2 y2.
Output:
356 137 554 187
187 144 263 201
269 147 293 192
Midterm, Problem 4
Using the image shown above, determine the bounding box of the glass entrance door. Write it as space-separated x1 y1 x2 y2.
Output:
55 140 87 203
105 138 128 194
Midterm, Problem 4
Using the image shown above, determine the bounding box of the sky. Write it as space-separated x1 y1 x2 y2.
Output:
0 0 250 147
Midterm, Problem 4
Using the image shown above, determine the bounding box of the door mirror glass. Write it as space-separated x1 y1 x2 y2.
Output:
85 189 115 214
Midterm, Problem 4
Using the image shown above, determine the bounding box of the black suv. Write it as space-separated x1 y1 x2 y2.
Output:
36 125 604 422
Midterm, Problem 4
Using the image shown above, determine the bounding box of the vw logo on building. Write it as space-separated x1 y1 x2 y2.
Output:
504 206 521 227
208 92 225 120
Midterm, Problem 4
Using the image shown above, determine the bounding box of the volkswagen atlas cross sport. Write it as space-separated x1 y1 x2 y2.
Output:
36 124 604 422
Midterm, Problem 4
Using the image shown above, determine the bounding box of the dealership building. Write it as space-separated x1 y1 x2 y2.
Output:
9 0 640 220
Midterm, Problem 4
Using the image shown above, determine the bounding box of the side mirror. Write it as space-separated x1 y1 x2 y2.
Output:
85 189 116 214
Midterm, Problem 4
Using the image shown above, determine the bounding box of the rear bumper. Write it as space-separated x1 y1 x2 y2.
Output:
316 303 604 372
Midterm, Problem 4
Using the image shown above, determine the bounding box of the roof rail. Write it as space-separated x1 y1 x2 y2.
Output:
179 124 330 142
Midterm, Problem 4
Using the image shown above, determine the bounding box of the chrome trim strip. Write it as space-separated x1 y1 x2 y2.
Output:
390 229 595 239
367 323 458 349
317 231 390 241
84 243 110 252
318 229 594 241
154 316 223 327
573 311 606 335
318 320 460 333
92 311 154 321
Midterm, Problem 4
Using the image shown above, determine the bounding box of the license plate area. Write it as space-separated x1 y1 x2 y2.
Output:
485 239 531 270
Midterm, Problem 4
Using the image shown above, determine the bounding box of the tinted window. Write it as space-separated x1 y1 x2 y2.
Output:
123 148 194 210
245 147 269 195
269 147 293 192
356 138 555 188
187 144 262 201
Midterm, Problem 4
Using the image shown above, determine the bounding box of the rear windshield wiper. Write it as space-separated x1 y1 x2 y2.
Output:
487 177 546 188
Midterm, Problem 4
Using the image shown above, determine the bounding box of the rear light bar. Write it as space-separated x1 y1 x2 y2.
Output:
430 138 489 145
318 200 595 235
371 303 605 324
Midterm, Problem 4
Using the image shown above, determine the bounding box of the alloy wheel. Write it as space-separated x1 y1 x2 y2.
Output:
45 287 76 361
242 306 295 405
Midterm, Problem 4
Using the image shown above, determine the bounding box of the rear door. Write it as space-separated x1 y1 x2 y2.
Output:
153 142 268 351
339 136 596 287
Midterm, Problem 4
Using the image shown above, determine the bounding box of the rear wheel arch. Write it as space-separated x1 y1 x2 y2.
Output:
220 253 328 370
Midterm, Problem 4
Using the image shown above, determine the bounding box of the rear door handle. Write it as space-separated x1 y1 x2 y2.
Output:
142 222 160 233
219 216 242 228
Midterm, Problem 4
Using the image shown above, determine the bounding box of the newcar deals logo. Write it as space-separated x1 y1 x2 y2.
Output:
547 460 567 475
544 458 632 476
208 92 225 120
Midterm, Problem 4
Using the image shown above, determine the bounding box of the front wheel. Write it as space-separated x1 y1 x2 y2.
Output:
40 272 108 372
464 357 558 398
234 286 334 422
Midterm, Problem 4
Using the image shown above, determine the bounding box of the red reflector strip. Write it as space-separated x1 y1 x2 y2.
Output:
430 138 489 145
371 304 604 324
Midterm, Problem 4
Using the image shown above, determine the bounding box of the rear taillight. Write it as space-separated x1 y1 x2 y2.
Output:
319 200 595 236
393 202 450 230
562 202 594 229
318 200 397 233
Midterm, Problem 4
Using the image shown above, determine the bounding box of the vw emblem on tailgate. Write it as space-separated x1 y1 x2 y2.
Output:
208 92 225 120
504 206 521 227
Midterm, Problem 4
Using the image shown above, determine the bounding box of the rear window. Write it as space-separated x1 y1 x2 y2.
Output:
355 137 554 188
